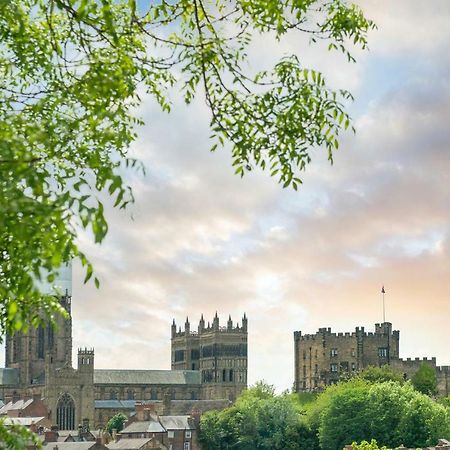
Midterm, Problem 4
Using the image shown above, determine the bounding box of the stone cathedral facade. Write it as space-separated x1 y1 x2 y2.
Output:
0 294 248 429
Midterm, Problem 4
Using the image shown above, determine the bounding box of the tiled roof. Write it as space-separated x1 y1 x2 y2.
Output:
0 368 19 386
3 417 45 426
159 416 193 431
94 370 200 386
42 443 97 450
107 438 154 450
121 420 165 434
0 399 34 415
95 400 136 410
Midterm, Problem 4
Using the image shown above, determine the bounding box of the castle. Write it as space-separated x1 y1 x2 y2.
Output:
294 322 449 396
0 293 248 430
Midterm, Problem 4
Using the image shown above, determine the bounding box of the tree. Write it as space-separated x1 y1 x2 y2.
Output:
357 365 405 385
412 363 438 396
350 441 387 450
106 413 128 434
199 383 313 450
317 381 450 449
0 0 375 335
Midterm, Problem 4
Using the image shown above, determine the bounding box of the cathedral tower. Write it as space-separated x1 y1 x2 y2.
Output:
171 313 248 401
5 293 73 386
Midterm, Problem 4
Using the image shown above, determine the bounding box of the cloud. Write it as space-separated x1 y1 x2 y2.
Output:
3 2 449 392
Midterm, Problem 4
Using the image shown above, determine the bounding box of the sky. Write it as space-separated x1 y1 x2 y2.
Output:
4 1 450 392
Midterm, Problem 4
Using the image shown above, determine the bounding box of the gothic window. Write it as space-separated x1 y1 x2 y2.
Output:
56 393 75 431
110 390 117 400
222 369 226 382
37 326 45 359
127 390 135 400
229 369 233 382
150 389 157 400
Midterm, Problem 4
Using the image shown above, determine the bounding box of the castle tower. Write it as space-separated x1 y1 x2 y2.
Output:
293 322 400 392
5 292 73 386
171 314 248 401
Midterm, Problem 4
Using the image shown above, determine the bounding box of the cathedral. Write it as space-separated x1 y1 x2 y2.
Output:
0 293 248 429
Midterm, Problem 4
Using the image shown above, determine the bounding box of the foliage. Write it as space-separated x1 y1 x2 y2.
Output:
350 440 387 450
0 417 42 449
317 381 450 449
199 382 313 450
412 363 438 396
357 365 405 385
106 413 128 434
438 396 450 408
1 0 375 338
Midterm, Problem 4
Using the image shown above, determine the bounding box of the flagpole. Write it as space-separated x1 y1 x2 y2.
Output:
381 286 386 323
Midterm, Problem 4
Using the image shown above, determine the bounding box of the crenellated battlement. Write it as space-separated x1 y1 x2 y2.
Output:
294 322 399 342
172 313 247 338
78 347 94 355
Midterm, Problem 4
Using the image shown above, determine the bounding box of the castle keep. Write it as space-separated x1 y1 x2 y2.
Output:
0 293 248 429
294 322 449 395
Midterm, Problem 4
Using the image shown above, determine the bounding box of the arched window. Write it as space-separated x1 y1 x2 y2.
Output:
127 389 135 400
56 393 75 430
110 390 117 400
37 326 45 359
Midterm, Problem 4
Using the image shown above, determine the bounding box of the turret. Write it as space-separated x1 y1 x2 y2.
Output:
227 315 233 331
242 313 247 332
198 314 205 333
171 319 177 338
78 348 94 373
185 316 190 334
213 312 219 331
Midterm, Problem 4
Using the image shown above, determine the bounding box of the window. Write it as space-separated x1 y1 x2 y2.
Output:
229 369 233 382
378 348 388 358
303 350 306 360
56 393 75 431
330 363 338 373
185 430 192 439
110 390 117 400
127 390 135 400
315 349 318 358
351 362 356 371
184 443 191 450
168 431 174 439
351 349 356 357
330 348 338 357
37 325 45 359
303 366 306 377
315 364 318 374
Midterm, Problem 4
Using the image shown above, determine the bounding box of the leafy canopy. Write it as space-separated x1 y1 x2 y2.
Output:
412 363 438 396
106 413 128 434
199 382 313 450
0 0 374 337
357 365 405 385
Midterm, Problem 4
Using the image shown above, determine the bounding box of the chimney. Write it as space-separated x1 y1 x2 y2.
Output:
44 429 58 443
